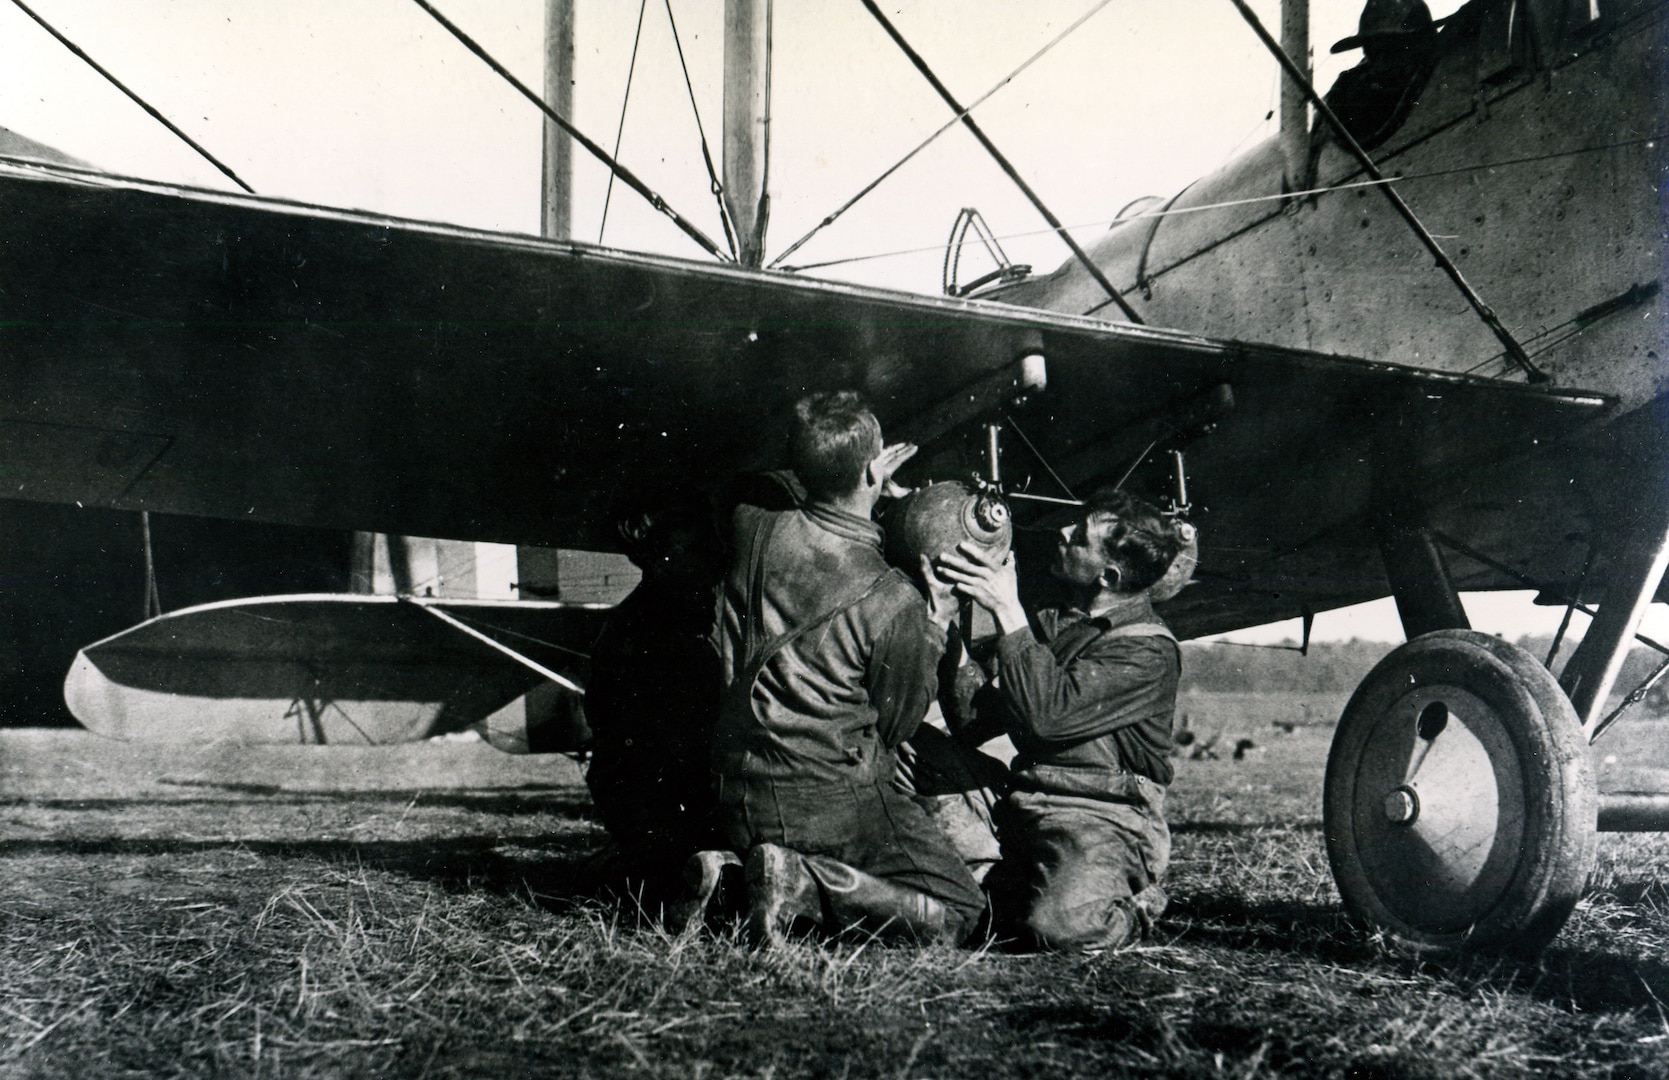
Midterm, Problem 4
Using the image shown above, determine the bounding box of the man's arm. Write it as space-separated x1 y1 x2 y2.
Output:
866 593 949 749
937 636 1014 747
995 631 1177 743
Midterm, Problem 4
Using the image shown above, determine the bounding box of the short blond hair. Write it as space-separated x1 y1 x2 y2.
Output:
789 391 882 500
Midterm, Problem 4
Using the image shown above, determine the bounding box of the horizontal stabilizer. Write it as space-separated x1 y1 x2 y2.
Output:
64 594 607 747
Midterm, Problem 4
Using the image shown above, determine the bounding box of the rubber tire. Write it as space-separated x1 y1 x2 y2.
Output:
1324 630 1596 956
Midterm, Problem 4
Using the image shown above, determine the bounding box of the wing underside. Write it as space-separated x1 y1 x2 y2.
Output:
0 161 1617 638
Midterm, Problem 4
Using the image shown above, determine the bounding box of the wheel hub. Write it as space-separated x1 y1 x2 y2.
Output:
1382 785 1419 825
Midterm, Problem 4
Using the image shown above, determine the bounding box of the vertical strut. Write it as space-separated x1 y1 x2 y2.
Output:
1373 477 1469 639
1562 496 1669 736
1378 521 1470 639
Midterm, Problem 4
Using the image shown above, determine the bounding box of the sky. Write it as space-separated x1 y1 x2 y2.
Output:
3 0 1656 645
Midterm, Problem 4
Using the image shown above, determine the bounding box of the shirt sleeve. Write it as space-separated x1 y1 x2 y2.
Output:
865 594 948 749
994 626 1176 744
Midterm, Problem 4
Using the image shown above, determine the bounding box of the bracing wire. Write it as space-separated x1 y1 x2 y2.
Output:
777 132 1664 275
9 0 254 192
781 176 1398 272
860 0 1142 322
599 0 650 245
1227 0 1544 382
435 608 593 661
1002 416 1078 503
663 0 739 260
410 0 731 261
769 0 1113 271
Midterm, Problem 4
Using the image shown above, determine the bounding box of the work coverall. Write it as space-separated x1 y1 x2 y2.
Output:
585 575 724 886
963 593 1178 951
711 500 985 942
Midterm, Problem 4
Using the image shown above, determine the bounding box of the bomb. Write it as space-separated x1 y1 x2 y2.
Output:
881 480 1012 570
1150 519 1199 602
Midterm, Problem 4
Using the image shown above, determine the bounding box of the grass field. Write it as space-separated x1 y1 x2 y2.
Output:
4 694 1669 1079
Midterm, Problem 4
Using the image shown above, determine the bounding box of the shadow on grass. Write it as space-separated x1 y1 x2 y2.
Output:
0 834 606 901
1168 820 1323 834
1499 948 1669 1013
999 997 1307 1074
0 787 597 816
1160 891 1372 962
1168 890 1669 1016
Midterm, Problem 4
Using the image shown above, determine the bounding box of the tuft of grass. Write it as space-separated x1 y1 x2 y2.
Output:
4 716 1669 1077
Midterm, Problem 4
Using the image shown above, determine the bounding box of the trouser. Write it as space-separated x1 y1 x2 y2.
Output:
587 746 722 883
895 724 1008 884
988 781 1170 952
716 771 986 943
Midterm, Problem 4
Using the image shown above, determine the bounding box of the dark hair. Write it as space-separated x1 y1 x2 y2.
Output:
614 492 714 569
1085 489 1183 594
788 391 883 501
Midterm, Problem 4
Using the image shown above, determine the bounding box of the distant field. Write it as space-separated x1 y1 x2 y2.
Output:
1172 690 1353 749
4 695 1669 1078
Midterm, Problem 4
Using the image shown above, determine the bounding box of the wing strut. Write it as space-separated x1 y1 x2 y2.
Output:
859 0 1145 325
1226 0 1548 383
411 0 732 263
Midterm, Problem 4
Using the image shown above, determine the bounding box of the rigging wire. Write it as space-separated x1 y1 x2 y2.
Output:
9 0 254 193
1464 281 1661 376
1433 530 1669 659
769 0 1112 271
781 174 1395 272
663 0 739 260
433 607 593 661
859 0 1143 323
1547 543 1598 668
410 0 731 262
1001 416 1078 504
778 132 1664 275
1227 0 1545 383
598 0 650 245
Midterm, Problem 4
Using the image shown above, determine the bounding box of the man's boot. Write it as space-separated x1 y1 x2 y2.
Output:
802 855 967 945
1131 883 1168 936
744 844 824 948
666 850 742 933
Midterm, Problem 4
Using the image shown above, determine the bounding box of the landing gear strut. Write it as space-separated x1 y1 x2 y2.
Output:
1323 465 1669 953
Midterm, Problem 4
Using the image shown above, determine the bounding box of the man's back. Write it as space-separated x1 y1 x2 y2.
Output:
713 500 943 786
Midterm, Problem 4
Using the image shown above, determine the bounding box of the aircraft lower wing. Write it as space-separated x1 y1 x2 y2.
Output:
0 160 1615 638
63 594 605 749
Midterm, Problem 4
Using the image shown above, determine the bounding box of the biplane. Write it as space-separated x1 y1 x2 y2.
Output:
1 0 1664 954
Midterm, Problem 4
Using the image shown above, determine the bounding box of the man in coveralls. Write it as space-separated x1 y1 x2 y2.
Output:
711 391 986 947
583 495 729 920
938 489 1184 951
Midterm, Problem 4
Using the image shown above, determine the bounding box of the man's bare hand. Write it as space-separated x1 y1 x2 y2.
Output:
868 442 918 496
920 554 959 630
936 542 1028 636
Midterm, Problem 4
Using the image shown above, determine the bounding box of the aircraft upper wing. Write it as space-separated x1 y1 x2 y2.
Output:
0 160 1614 638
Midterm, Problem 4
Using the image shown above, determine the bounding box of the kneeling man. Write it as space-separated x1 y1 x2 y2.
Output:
938 490 1184 952
712 391 984 946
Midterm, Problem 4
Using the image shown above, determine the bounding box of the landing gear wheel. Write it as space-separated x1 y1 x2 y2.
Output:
1323 630 1596 955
